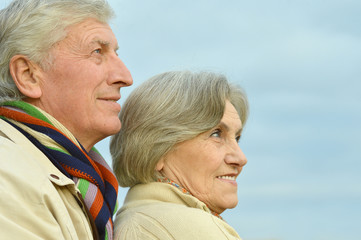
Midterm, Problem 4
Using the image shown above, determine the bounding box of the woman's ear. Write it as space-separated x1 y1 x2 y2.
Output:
155 157 165 171
9 55 43 99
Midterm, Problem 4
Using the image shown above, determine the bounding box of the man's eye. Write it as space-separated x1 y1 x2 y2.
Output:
93 48 102 54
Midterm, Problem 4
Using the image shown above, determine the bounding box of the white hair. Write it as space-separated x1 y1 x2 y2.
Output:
110 70 249 187
0 0 114 103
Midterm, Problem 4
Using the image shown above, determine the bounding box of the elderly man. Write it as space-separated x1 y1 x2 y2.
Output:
0 0 132 239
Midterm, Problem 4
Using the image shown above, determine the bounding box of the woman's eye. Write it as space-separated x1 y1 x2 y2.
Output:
236 135 241 143
210 129 222 138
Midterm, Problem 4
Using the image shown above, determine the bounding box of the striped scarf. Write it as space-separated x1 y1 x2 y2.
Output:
0 101 118 240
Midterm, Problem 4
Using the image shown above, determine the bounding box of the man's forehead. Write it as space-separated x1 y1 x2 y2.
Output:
66 18 112 36
65 19 118 47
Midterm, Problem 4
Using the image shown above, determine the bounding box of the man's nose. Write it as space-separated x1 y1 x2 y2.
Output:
108 55 133 87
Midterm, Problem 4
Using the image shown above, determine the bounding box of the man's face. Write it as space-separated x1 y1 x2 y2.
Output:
34 18 133 150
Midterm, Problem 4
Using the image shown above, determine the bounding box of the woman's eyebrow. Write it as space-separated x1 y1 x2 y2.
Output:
218 122 243 135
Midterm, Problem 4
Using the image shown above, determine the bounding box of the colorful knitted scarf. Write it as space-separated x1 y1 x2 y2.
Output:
0 101 118 240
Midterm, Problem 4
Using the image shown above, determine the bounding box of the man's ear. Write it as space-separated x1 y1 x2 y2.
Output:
9 55 43 99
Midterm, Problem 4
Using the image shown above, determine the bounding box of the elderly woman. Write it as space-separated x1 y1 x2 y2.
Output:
110 71 249 240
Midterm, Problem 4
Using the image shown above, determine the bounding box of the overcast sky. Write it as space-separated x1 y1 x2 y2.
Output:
1 0 360 239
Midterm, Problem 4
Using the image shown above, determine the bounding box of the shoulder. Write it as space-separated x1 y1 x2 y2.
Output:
0 119 50 189
0 119 72 190
0 118 76 204
115 186 241 240
114 201 190 240
114 205 175 240
0 119 91 239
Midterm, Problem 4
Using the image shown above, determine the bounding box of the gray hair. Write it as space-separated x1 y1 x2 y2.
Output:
110 70 249 187
0 0 114 103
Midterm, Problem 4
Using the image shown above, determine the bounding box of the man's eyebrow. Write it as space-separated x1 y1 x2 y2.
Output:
91 39 118 48
90 39 108 45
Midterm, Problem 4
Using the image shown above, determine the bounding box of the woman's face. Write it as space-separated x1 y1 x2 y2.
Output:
157 101 247 214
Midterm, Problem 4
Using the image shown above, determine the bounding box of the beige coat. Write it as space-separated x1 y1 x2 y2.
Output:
114 182 242 240
0 119 95 240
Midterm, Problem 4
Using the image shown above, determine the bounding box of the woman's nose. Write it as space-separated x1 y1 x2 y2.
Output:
225 141 247 167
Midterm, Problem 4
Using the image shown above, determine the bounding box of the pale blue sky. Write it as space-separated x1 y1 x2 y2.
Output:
1 0 360 239
108 1 361 239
